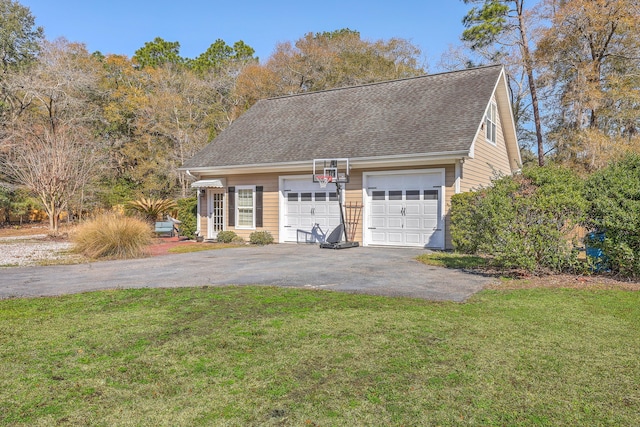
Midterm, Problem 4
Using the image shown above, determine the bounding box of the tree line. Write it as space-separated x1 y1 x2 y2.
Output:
0 1 425 231
0 0 639 232
458 0 640 169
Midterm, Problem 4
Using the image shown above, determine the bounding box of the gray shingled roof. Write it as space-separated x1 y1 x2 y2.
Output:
183 65 503 169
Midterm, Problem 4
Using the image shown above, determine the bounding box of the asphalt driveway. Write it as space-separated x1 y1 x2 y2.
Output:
0 244 493 301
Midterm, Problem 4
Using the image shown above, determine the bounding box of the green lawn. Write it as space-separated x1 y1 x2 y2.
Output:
1 286 638 426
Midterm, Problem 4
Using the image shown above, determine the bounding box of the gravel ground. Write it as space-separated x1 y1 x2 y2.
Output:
0 235 73 267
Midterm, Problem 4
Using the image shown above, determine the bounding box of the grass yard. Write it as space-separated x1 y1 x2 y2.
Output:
1 286 638 426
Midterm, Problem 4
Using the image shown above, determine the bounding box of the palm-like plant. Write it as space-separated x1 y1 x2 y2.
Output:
126 197 177 222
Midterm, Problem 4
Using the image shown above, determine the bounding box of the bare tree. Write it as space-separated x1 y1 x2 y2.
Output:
1 38 103 232
3 124 101 231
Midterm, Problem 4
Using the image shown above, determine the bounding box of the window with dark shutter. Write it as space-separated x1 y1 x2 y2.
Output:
228 186 235 227
255 186 263 228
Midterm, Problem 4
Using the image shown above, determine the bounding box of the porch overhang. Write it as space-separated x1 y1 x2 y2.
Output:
190 179 225 188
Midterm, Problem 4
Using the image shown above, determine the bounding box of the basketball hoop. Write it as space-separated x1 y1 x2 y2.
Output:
315 175 333 188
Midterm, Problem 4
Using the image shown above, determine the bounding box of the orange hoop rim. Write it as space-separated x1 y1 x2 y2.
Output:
315 174 333 188
315 174 333 183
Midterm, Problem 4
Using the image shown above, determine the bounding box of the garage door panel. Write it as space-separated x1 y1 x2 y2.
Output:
405 218 421 229
387 232 403 243
365 172 444 248
314 204 328 215
388 203 403 214
371 232 387 243
404 204 421 215
282 178 344 243
405 233 421 244
287 204 300 214
371 204 386 215
370 217 387 228
388 217 403 228
328 204 341 215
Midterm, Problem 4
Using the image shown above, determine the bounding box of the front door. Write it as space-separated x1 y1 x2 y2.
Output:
207 189 225 239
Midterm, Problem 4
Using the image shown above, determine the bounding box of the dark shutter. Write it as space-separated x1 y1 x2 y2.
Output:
255 186 263 228
228 186 235 227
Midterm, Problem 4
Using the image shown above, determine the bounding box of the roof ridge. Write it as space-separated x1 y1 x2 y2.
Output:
264 64 504 101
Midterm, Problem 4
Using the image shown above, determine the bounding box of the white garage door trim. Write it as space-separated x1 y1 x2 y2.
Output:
278 175 344 243
362 169 446 249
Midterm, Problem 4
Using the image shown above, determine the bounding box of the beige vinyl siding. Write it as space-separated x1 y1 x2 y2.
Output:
460 95 513 193
227 174 280 241
343 170 364 244
202 164 457 247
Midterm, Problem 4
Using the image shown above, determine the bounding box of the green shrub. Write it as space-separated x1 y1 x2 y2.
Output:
249 230 274 245
584 154 640 277
95 177 136 208
176 197 197 239
450 191 481 253
451 165 587 273
216 230 239 243
72 213 152 259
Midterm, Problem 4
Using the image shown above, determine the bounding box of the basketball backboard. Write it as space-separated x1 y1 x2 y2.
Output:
312 158 350 184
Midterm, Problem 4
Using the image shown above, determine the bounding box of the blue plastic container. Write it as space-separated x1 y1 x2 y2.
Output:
585 232 607 271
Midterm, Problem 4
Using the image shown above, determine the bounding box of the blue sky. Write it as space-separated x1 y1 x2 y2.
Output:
22 0 471 69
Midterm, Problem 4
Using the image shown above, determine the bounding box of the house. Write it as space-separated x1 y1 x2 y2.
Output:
181 65 520 249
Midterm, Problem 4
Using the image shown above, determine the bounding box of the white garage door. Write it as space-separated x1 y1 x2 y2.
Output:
281 177 342 243
364 171 444 248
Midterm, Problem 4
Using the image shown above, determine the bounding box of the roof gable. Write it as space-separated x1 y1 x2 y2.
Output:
184 65 511 170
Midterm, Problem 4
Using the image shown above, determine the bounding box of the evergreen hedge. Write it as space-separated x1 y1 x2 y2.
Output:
176 197 197 239
451 165 587 273
584 154 640 277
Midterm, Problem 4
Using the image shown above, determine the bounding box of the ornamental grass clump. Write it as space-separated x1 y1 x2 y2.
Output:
72 213 152 259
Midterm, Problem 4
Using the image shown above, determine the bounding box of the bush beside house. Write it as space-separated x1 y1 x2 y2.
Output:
584 155 640 277
451 165 587 274
216 230 242 243
249 230 274 245
176 197 197 239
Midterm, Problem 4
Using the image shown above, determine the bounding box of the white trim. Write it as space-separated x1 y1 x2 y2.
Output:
485 101 498 146
196 189 201 237
235 185 256 230
362 168 446 249
497 67 522 167
180 151 469 176
206 188 226 239
455 161 462 194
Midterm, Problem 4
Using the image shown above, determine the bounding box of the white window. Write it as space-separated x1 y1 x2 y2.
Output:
236 186 255 229
485 102 497 144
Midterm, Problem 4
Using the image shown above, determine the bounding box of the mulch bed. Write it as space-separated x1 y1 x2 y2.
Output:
148 236 198 256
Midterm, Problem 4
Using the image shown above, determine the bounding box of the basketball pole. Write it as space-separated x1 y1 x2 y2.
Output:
315 158 359 249
335 181 349 243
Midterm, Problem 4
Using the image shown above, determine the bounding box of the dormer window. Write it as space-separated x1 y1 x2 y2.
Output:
485 102 497 144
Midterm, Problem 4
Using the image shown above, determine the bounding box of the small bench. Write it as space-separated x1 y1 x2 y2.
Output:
154 221 175 237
